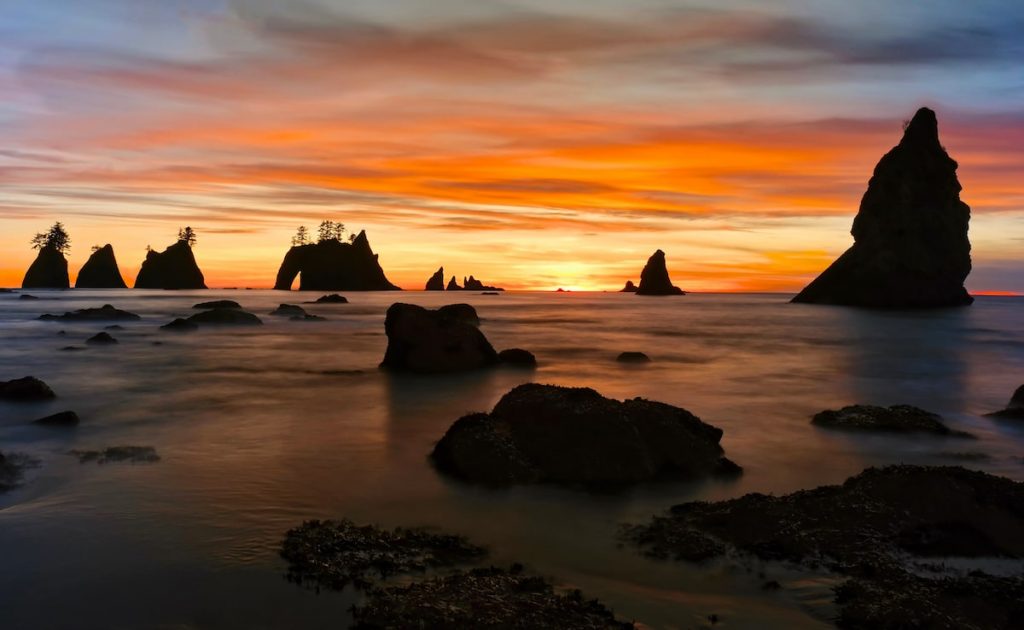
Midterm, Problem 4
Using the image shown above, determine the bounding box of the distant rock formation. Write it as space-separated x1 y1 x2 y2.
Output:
22 245 69 289
812 404 973 437
462 276 503 291
635 250 685 295
274 231 399 291
135 240 207 289
425 267 445 291
621 280 637 292
984 385 1024 419
446 276 461 291
380 303 498 373
75 245 127 289
792 108 972 307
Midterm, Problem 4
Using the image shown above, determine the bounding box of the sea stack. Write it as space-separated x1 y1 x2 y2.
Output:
792 107 972 307
75 245 127 289
22 245 70 289
635 250 685 295
425 267 445 291
135 240 206 289
274 231 399 291
446 276 462 291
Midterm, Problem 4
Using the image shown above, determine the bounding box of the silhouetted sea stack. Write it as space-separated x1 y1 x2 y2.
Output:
792 108 972 307
462 276 503 291
446 276 461 291
75 245 127 289
274 231 399 291
425 267 445 291
621 280 637 292
380 303 498 373
985 385 1024 419
22 244 69 289
635 250 685 296
135 240 207 289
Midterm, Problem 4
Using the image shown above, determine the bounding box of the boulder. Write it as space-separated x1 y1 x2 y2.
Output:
134 240 207 289
446 276 462 291
792 108 973 307
432 383 739 486
34 410 80 426
22 244 70 289
291 314 327 322
635 250 685 295
812 404 973 437
75 244 127 288
192 300 240 309
985 385 1024 419
309 294 348 304
617 351 651 363
621 280 638 292
160 318 199 332
425 267 445 291
0 376 56 401
39 304 141 321
497 348 536 367
270 304 307 317
85 332 118 345
274 231 399 291
380 303 497 373
186 308 262 326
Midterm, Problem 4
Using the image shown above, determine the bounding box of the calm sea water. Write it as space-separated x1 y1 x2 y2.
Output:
1 290 1022 629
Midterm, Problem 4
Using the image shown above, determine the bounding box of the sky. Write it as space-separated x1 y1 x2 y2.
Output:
2 0 1023 292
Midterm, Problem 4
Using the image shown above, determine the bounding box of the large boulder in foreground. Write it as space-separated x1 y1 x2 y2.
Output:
0 376 56 401
134 240 206 289
985 384 1024 419
425 267 445 291
274 231 399 291
812 404 973 437
432 383 739 486
635 250 685 295
380 303 497 373
75 244 127 288
792 108 972 307
22 244 69 289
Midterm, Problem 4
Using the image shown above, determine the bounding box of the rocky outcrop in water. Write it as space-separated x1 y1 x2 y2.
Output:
617 352 651 363
187 308 262 326
193 300 240 310
160 318 199 332
309 294 348 304
134 240 207 289
0 376 56 401
812 404 973 437
792 108 973 307
621 280 637 292
432 383 739 486
39 304 140 321
446 276 461 291
635 250 685 296
86 332 118 345
380 303 498 373
22 245 69 289
274 231 399 291
985 385 1024 419
75 245 127 289
497 348 536 367
462 276 503 291
34 410 80 426
425 267 445 291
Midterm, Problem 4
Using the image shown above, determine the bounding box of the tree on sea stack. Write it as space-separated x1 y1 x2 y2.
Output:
23 222 72 289
177 226 197 248
31 222 71 255
292 226 310 247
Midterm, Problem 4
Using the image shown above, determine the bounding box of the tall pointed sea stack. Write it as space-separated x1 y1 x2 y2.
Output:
425 267 445 291
635 250 685 295
792 108 972 307
274 230 399 291
75 245 127 288
22 245 70 289
135 240 207 289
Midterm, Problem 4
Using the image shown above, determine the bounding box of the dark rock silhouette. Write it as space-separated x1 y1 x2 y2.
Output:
0 376 56 401
1 451 27 493
481 291 500 296
446 276 461 291
274 231 399 291
34 410 80 426
86 332 118 345
462 276 503 291
621 280 638 293
497 348 536 367
635 250 685 296
425 267 445 291
160 318 199 332
193 300 240 309
22 244 69 289
270 304 307 317
135 240 207 289
617 351 651 363
104 325 123 331
985 385 1024 419
187 308 262 326
40 304 141 321
19 294 39 300
309 294 348 304
812 404 973 437
292 313 327 322
380 303 498 373
792 108 972 307
432 383 739 486
70 446 160 464
75 245 127 289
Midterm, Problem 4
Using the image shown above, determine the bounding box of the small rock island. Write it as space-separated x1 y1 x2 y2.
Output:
135 240 207 289
75 244 128 289
274 231 399 291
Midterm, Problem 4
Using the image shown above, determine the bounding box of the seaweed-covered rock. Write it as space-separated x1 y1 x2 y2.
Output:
617 352 650 363
352 565 635 630
425 267 445 291
985 384 1024 419
432 383 739 486
134 240 207 289
85 332 118 345
792 108 973 307
186 308 262 326
192 300 240 310
498 348 536 367
274 231 399 291
33 410 80 426
160 318 199 332
635 250 685 296
309 294 348 304
39 304 141 322
281 519 485 591
69 446 160 464
0 376 56 401
75 244 127 288
812 404 972 437
22 244 69 289
270 304 307 317
380 303 497 373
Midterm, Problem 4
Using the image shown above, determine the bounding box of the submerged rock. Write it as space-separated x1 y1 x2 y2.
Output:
425 267 445 291
270 304 307 317
617 351 651 363
621 280 638 292
69 446 160 464
39 304 141 322
85 332 118 345
186 308 262 326
75 244 127 289
134 240 206 289
0 376 56 401
498 348 536 367
291 314 327 322
432 383 739 486
812 404 973 437
281 519 485 591
380 303 497 373
352 565 635 630
985 384 1024 419
22 244 70 289
19 294 39 300
33 410 80 426
309 294 348 304
160 318 199 332
635 250 685 296
792 108 973 307
274 231 399 291
192 300 240 310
